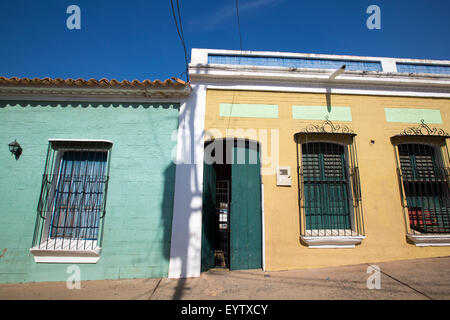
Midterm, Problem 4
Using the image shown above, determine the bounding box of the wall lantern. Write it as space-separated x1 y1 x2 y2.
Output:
8 140 22 159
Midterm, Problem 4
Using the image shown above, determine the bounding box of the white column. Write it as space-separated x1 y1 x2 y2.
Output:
168 84 206 278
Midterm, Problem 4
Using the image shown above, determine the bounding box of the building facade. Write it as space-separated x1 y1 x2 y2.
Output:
0 77 193 283
171 49 450 277
1 49 450 284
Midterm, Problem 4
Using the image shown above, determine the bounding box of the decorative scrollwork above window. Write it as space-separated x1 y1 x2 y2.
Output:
300 116 355 135
400 119 449 137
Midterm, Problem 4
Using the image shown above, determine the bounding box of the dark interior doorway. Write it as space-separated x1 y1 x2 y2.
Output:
215 179 230 267
212 142 231 268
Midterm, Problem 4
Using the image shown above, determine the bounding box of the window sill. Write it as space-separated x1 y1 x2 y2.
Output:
406 234 450 247
300 234 365 248
30 239 101 263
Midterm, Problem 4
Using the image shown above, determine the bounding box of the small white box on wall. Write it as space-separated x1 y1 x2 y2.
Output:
277 166 291 186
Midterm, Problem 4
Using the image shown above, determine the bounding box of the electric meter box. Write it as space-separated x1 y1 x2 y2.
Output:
276 166 291 186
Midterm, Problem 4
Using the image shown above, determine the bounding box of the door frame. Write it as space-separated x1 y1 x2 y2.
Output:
202 137 265 271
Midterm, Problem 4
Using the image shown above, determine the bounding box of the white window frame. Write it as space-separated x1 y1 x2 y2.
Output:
30 139 112 263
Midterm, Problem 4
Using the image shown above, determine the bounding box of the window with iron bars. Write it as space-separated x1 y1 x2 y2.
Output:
31 140 111 261
395 142 450 234
295 134 365 239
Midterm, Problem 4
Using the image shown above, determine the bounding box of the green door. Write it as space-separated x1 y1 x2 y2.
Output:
201 161 216 272
230 141 262 270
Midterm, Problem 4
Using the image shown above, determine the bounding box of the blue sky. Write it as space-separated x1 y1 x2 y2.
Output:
0 0 449 82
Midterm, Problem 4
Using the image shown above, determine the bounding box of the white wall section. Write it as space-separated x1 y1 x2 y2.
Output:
168 84 206 278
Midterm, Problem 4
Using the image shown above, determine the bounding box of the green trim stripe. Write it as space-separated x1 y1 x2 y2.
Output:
384 108 442 124
219 104 279 118
292 106 352 121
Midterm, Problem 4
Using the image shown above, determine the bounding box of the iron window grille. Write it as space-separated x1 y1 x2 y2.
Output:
392 121 450 236
295 120 364 239
394 141 450 235
32 140 112 252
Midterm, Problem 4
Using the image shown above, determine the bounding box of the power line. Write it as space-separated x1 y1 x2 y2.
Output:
235 0 243 51
170 0 190 82
226 0 244 132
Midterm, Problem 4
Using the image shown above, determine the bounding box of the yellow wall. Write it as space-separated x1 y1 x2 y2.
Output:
205 89 450 271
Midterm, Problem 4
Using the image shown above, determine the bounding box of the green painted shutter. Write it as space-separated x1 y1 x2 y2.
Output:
230 142 262 270
399 144 440 209
201 161 216 272
398 144 448 231
302 143 351 230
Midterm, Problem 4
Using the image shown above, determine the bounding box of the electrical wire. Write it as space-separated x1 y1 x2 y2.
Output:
235 0 243 51
170 0 190 83
226 0 244 132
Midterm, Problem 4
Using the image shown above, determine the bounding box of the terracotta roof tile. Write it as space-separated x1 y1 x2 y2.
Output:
0 76 189 89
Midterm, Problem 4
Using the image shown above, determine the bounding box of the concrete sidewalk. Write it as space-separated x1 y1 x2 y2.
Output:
1 256 449 300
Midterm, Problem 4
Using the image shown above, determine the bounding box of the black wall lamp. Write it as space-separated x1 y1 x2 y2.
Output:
8 140 22 159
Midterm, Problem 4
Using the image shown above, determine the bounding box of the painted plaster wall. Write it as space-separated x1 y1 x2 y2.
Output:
205 89 450 271
0 101 179 283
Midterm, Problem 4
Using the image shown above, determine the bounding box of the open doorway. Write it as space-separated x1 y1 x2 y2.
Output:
215 178 230 268
201 138 262 272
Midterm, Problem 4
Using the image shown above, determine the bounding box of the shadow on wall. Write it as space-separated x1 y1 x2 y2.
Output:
165 87 204 300
129 162 177 277
114 91 203 299
0 99 182 284
0 98 201 297
163 163 177 271
326 87 332 113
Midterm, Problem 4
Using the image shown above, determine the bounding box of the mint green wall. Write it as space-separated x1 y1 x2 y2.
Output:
384 108 442 123
292 106 352 121
220 103 279 118
0 101 179 283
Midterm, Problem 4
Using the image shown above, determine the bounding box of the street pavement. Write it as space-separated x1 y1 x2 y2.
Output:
1 256 449 300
